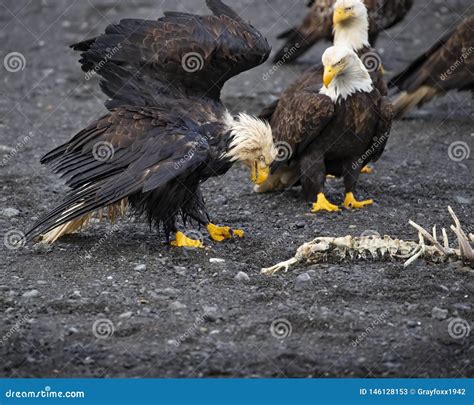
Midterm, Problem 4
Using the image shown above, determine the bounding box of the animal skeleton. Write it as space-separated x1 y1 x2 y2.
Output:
262 207 473 276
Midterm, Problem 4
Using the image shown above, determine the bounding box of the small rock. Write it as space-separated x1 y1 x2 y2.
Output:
295 272 312 290
22 289 40 298
170 301 187 310
209 258 225 263
407 320 419 328
155 287 180 297
455 196 471 205
234 271 250 282
295 221 305 229
1 208 20 217
68 327 79 334
134 264 147 271
431 307 448 320
119 311 133 319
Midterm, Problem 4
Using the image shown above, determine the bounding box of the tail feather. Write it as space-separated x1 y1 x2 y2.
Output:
31 199 128 244
392 86 439 119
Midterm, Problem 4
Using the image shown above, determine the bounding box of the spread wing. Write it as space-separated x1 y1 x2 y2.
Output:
71 0 271 108
25 108 212 239
270 90 334 172
389 15 474 118
273 0 334 63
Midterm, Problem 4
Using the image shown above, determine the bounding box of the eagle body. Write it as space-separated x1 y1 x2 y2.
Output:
390 15 474 118
26 0 276 246
257 46 393 212
274 0 413 63
272 89 392 202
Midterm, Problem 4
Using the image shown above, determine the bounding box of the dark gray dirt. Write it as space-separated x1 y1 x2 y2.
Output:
0 0 473 378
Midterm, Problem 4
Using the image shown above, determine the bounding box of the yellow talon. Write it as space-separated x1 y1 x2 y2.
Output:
170 231 203 248
361 165 374 174
344 192 373 209
311 193 340 213
207 223 245 242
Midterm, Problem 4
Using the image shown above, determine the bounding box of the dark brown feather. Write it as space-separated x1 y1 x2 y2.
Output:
389 15 473 118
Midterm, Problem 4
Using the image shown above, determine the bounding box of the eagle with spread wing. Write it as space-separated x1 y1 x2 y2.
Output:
389 15 474 119
258 46 393 212
273 0 413 64
26 0 276 248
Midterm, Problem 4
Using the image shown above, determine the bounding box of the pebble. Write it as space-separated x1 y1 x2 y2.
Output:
295 221 305 229
134 264 147 271
170 301 187 310
155 287 180 297
431 307 448 320
209 258 225 263
455 196 471 205
294 272 312 290
22 289 40 298
234 271 250 282
1 208 20 217
119 311 133 319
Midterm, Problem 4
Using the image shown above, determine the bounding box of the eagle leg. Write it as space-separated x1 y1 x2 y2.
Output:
170 231 204 248
311 193 340 213
344 192 373 209
206 223 245 242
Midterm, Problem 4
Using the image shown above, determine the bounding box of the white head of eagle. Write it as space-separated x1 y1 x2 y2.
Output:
332 0 370 51
224 112 277 185
320 46 373 102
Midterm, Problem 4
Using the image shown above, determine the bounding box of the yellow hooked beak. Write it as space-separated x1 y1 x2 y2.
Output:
251 162 269 185
333 7 353 25
323 66 338 88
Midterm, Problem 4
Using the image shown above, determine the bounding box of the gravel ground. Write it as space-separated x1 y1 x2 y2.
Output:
0 0 473 378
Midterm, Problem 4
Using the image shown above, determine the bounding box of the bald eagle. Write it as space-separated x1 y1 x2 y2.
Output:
273 0 413 64
258 46 393 212
389 15 474 119
25 0 276 248
259 0 386 188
